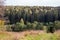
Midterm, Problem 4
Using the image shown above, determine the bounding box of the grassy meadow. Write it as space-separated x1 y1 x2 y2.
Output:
0 30 60 40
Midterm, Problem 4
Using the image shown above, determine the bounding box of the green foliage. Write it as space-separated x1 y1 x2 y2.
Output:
14 23 21 31
4 6 59 24
10 20 45 31
43 26 47 32
46 22 55 33
55 21 60 30
4 6 60 32
6 25 12 31
13 18 25 31
26 22 32 30
36 23 44 30
31 21 38 30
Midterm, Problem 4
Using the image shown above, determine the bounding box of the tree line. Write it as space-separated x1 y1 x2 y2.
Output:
3 6 60 32
4 6 60 24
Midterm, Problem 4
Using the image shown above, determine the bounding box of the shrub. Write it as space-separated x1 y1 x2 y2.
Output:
36 23 44 30
31 21 38 30
6 25 12 31
46 22 55 33
55 21 60 30
11 18 25 32
26 22 32 30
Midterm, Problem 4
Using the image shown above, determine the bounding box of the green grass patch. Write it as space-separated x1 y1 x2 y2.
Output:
19 33 60 40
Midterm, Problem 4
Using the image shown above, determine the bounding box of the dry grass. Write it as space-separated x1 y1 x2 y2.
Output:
0 30 60 40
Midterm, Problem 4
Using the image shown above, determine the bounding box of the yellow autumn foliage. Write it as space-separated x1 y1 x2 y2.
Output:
0 20 5 26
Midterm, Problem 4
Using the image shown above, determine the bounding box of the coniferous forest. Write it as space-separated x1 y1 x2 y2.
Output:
0 6 60 32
